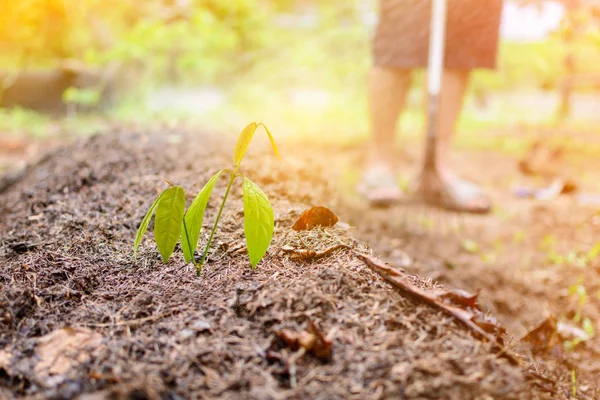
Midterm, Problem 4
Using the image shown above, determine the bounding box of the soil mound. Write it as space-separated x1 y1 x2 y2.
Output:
0 131 562 398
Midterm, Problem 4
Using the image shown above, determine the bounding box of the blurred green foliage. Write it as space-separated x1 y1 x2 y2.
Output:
0 0 270 84
3 0 599 90
1 0 600 143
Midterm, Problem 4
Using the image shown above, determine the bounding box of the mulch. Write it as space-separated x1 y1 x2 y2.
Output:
0 129 596 399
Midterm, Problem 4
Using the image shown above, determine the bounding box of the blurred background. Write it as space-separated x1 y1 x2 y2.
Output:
0 0 600 167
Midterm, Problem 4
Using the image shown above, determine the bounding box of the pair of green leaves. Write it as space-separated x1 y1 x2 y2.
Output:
133 122 278 270
234 122 278 167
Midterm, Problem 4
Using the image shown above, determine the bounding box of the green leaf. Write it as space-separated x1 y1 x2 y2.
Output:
242 177 274 269
233 122 257 166
181 170 224 263
154 186 186 263
133 191 164 259
258 123 280 159
233 122 279 166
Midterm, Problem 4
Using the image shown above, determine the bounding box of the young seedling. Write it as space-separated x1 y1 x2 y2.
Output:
133 122 279 275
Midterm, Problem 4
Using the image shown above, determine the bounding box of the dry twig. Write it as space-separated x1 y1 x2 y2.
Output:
354 252 521 366
281 244 348 260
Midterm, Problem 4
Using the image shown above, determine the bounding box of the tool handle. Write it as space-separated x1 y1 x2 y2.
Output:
427 0 447 97
423 0 447 171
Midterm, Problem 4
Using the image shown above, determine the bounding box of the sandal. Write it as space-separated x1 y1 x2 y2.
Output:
433 175 492 214
357 165 403 207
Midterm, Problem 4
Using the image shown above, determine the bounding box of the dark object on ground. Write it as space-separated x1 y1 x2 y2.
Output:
517 140 580 200
0 62 114 113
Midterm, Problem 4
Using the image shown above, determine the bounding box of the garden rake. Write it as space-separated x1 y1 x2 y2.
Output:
398 0 472 235
415 0 447 206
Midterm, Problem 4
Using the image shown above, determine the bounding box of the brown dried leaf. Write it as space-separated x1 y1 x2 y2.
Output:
471 315 506 345
276 321 333 360
306 321 333 360
521 315 561 353
281 244 347 261
290 249 318 260
277 329 306 351
292 206 338 231
438 288 481 311
35 327 103 377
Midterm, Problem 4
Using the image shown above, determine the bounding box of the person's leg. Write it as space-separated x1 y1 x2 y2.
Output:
368 66 411 166
430 68 491 212
360 66 411 205
436 68 468 167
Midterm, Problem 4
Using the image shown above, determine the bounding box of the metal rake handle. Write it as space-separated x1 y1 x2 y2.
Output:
423 0 448 170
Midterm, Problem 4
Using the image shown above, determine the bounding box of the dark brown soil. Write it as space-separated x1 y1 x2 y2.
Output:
1 129 598 399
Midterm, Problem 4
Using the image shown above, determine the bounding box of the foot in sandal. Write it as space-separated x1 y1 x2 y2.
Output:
358 164 403 207
427 171 492 214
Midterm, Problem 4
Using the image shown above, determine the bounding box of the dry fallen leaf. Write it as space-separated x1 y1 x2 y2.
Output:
281 244 347 261
519 314 595 355
306 321 334 360
35 327 103 378
471 315 506 341
281 247 318 260
292 206 338 231
432 287 505 342
276 321 333 360
521 315 563 355
438 288 481 311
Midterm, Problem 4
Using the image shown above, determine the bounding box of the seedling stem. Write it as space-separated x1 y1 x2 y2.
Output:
197 165 240 274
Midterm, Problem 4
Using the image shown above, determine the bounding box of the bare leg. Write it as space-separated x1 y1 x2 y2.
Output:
368 66 411 167
426 68 491 212
436 68 469 168
359 66 411 206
